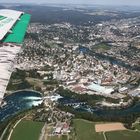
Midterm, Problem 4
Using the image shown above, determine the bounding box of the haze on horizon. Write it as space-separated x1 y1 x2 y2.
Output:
0 0 140 6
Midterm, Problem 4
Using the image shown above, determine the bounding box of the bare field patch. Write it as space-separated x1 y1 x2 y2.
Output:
95 123 126 132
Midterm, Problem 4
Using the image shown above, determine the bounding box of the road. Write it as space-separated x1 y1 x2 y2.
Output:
39 123 48 140
103 132 107 140
7 116 27 140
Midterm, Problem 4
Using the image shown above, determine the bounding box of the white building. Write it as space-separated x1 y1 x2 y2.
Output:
87 83 114 94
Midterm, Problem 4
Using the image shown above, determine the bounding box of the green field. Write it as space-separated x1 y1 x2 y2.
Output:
73 119 104 140
10 120 44 140
106 130 140 140
50 136 61 140
72 119 140 140
10 119 140 140
49 135 67 140
93 43 111 50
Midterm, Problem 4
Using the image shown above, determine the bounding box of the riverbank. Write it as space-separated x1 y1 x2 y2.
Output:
5 89 43 97
0 107 43 140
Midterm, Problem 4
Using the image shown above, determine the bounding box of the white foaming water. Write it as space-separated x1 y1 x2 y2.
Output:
23 96 42 100
28 100 43 107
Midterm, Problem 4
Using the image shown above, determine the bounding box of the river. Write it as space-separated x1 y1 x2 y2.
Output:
1 90 140 123
0 91 43 122
79 46 140 72
58 97 140 117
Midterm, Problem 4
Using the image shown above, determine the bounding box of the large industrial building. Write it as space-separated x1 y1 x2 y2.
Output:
0 9 30 105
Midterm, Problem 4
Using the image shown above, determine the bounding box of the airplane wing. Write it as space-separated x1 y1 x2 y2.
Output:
0 9 30 43
0 9 31 105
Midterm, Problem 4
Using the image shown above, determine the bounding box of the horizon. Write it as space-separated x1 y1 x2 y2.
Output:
0 0 140 6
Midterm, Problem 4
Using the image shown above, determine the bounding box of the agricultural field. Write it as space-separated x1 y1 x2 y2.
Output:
106 130 140 140
48 135 67 140
72 119 104 140
10 119 140 140
95 123 126 132
10 120 44 140
93 43 111 51
72 119 140 140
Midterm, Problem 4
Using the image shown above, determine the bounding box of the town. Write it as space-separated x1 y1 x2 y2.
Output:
13 13 140 107
0 4 140 140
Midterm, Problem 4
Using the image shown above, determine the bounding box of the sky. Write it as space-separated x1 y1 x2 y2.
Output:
0 0 140 6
